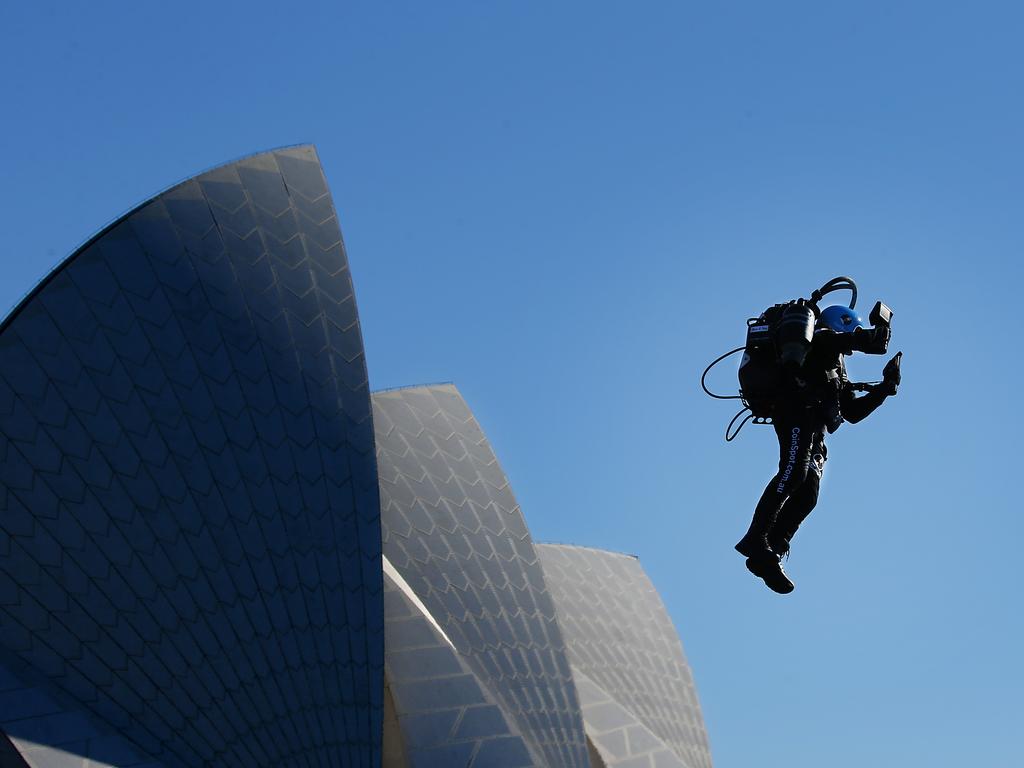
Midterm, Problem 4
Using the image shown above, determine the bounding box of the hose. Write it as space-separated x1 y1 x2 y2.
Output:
726 407 754 441
810 276 858 309
701 346 745 400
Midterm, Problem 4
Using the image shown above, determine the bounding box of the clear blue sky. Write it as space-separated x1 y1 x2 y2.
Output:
3 3 1022 766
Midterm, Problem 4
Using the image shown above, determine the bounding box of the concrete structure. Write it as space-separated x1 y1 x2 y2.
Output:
0 147 713 767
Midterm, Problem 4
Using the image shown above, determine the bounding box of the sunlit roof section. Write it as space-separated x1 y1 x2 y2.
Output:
537 544 713 768
373 384 591 767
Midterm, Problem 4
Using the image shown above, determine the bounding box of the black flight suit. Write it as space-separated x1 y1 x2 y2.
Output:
739 325 892 557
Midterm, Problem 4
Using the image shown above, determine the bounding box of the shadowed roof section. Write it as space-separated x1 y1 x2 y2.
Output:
0 146 383 767
372 384 591 767
537 544 714 768
0 648 162 768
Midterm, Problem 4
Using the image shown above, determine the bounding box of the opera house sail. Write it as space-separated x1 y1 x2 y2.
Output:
0 147 383 767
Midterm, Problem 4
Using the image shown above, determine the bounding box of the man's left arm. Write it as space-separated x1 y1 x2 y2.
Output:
841 352 902 424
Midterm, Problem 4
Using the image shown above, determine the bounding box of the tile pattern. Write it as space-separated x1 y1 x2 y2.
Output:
0 146 383 767
572 671 689 768
0 650 158 768
382 561 540 768
537 545 713 768
373 385 590 767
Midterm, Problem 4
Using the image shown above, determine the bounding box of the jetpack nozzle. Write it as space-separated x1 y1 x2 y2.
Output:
776 301 816 368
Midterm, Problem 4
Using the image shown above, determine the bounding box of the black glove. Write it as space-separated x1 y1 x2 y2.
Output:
881 351 902 395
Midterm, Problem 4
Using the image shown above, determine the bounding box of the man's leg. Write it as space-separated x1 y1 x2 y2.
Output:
735 416 820 594
768 451 823 557
735 418 818 557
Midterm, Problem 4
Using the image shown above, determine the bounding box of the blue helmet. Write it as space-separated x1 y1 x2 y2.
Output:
817 304 865 333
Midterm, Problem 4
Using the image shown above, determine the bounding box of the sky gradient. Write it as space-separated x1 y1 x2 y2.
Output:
3 3 1022 766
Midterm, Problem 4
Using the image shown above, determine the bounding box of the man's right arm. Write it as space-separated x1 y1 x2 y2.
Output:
815 325 891 356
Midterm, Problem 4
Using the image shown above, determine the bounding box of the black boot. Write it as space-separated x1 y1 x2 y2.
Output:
737 478 795 591
737 477 789 559
736 531 796 593
745 552 795 594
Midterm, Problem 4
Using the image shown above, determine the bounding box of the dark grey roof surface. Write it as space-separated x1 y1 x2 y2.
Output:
0 649 160 768
536 544 713 768
372 385 590 768
0 146 383 767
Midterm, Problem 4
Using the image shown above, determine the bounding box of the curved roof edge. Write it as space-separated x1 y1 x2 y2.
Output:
371 381 457 396
0 143 317 334
539 541 640 560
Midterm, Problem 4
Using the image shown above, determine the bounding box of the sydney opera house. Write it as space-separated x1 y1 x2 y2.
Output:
0 146 713 767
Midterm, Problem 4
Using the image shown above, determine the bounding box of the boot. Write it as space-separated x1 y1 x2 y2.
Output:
745 552 795 594
734 531 773 559
737 482 787 559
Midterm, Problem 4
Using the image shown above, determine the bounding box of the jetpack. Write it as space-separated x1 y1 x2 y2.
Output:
701 276 893 441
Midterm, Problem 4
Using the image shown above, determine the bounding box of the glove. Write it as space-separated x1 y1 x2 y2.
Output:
881 351 902 395
869 324 892 354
